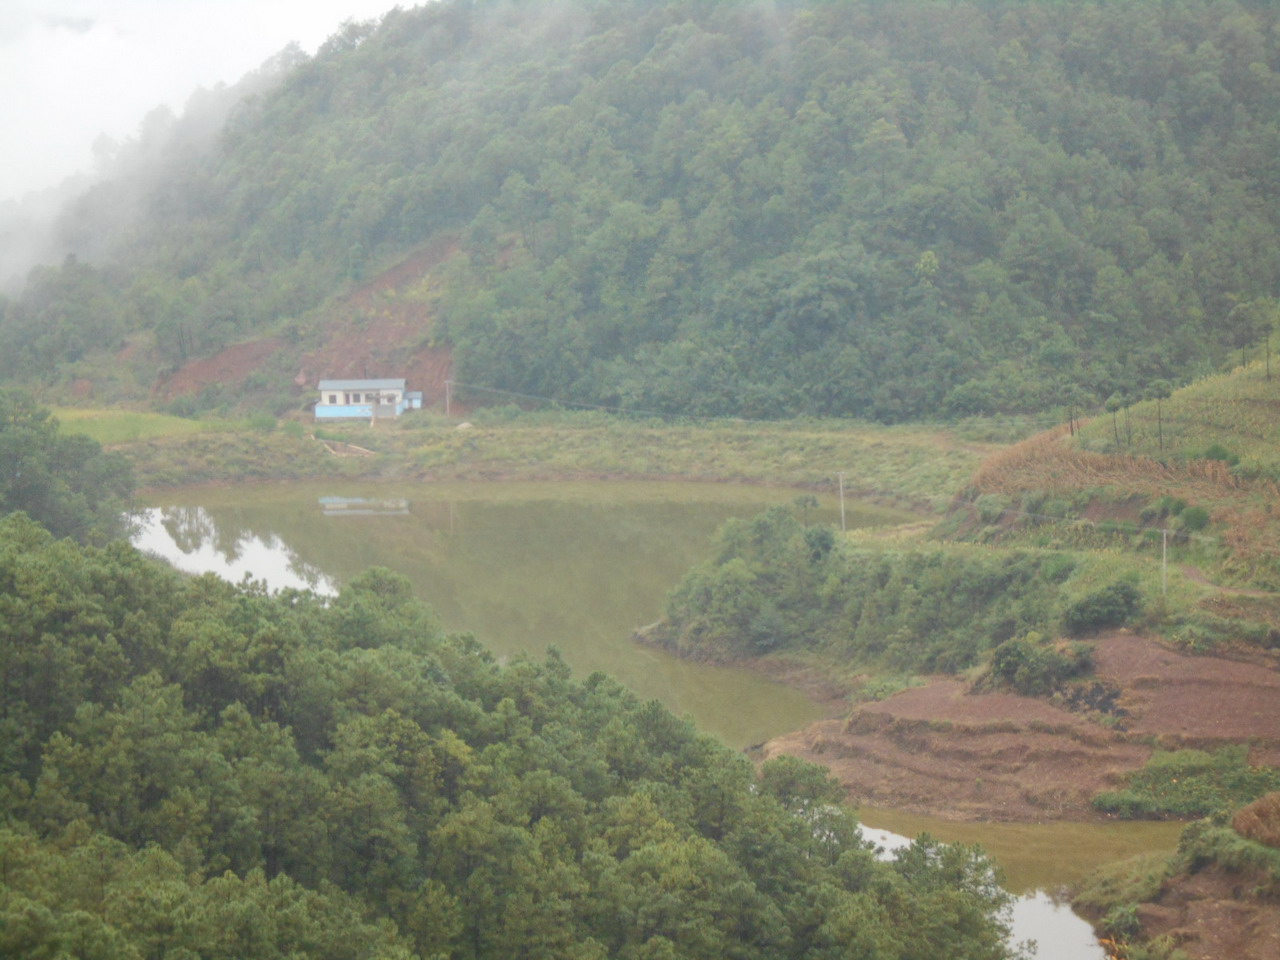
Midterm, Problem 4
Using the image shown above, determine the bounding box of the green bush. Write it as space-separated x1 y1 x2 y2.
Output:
990 636 1093 696
974 493 1008 524
1094 747 1280 818
1142 496 1187 522
1063 581 1142 635
1178 818 1280 883
248 412 276 433
1202 443 1239 465
1178 506 1210 532
1101 903 1141 939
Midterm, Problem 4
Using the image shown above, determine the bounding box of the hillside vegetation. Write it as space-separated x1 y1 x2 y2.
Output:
962 342 1280 589
2 0 1279 421
655 354 1280 685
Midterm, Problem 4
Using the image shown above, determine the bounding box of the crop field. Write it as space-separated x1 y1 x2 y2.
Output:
1075 355 1280 481
966 356 1280 590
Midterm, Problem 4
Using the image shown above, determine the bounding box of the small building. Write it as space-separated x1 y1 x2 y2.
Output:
315 378 423 420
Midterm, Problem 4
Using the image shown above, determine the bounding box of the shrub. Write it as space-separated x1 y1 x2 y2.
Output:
1202 443 1239 465
1178 818 1280 882
1233 792 1280 850
248 413 276 433
1063 581 1142 635
1040 554 1076 583
1178 506 1210 533
1141 496 1187 521
989 635 1093 696
975 493 1008 523
1101 903 1141 939
855 675 923 702
1094 747 1280 818
1073 850 1172 917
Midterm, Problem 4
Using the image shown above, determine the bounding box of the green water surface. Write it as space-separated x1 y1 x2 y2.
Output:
140 481 908 748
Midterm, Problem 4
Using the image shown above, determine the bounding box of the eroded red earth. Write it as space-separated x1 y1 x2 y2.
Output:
765 632 1280 823
156 239 457 407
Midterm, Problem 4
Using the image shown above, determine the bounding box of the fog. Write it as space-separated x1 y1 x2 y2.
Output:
0 0 405 205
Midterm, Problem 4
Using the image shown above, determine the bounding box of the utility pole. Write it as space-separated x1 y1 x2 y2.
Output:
1162 528 1168 597
838 472 847 532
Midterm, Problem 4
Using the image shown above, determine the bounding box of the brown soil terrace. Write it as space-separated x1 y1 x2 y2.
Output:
764 634 1280 958
764 632 1280 823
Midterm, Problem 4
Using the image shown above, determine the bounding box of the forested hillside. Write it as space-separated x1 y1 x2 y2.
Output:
2 0 1279 420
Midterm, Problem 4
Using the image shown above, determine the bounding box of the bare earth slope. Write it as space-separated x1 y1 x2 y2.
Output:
156 241 456 406
765 632 1280 822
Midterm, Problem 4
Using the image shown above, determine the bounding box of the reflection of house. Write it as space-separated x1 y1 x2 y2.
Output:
319 496 410 516
315 378 423 420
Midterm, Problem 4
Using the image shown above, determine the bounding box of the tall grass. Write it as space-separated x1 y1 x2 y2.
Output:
1076 358 1280 480
384 411 994 507
966 364 1280 589
54 408 249 445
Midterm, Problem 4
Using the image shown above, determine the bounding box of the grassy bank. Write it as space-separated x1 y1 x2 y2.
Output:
118 409 999 507
53 407 250 445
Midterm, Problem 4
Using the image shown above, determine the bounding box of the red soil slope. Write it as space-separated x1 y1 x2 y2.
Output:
765 632 1280 822
156 239 457 406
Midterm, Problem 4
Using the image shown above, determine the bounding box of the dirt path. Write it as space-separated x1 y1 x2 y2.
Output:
764 632 1280 822
1182 564 1277 598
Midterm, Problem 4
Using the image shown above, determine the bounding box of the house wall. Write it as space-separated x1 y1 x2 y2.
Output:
317 391 403 407
315 403 375 419
315 397 417 420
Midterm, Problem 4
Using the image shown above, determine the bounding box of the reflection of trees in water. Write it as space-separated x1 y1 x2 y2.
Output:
160 505 257 562
160 506 218 556
282 542 333 593
151 506 334 594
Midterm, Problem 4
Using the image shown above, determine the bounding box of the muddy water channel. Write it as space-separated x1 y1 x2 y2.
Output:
135 481 1179 960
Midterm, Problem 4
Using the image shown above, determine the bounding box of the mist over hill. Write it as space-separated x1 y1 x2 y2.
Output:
1 0 1278 421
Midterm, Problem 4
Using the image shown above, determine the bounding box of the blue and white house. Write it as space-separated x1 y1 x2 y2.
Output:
315 378 423 420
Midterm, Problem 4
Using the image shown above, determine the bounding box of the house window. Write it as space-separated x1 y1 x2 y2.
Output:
328 394 337 404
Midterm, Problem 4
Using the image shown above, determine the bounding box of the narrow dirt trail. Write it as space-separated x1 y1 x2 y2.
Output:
1181 564 1277 598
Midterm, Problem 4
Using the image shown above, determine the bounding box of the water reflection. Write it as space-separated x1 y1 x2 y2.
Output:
319 496 410 516
133 482 860 748
134 507 337 595
860 825 1105 960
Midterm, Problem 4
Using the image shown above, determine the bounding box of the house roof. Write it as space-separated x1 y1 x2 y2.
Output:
317 378 406 390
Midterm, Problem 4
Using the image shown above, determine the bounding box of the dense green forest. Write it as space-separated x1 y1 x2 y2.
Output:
0 391 134 543
2 0 1279 419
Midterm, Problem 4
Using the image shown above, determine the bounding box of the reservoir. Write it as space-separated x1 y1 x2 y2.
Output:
135 480 1180 959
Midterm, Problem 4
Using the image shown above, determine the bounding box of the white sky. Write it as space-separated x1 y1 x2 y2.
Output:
0 0 408 203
